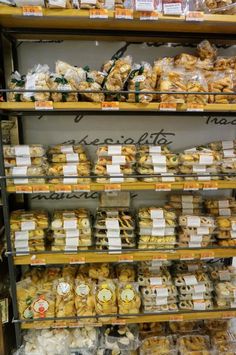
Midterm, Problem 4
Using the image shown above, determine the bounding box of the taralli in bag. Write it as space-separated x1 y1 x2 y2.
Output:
54 277 75 320
95 280 117 322
8 71 25 102
55 60 87 89
117 282 141 315
159 67 186 104
78 81 105 103
74 277 96 320
208 72 235 104
23 64 50 102
48 73 78 102
127 62 154 104
186 71 208 105
174 53 198 71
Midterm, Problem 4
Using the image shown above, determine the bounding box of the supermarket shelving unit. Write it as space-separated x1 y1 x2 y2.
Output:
1 6 236 348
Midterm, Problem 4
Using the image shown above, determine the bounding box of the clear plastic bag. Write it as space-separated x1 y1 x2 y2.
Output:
23 64 50 102
3 144 46 158
48 73 78 102
208 71 235 104
10 210 49 231
95 279 117 322
117 282 141 315
127 62 154 104
8 71 26 102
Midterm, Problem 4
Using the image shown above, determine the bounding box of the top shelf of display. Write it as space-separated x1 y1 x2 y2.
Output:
0 6 236 37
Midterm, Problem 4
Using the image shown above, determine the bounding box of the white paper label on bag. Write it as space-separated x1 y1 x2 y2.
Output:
66 154 79 162
231 231 236 239
112 155 126 164
14 239 29 248
197 227 209 235
194 284 206 293
63 165 77 176
63 178 77 185
149 146 161 154
109 177 124 183
222 141 234 150
15 156 31 167
61 145 74 153
152 219 166 228
105 219 119 230
232 222 236 231
187 264 199 272
66 229 79 238
199 154 213 165
219 208 231 216
219 270 231 281
14 145 30 156
224 149 235 158
12 166 28 176
150 209 164 219
107 229 120 238
193 301 206 311
163 2 182 15
230 301 236 309
65 245 78 252
155 287 168 297
108 145 122 155
192 293 204 300
192 165 206 173
151 228 165 236
154 165 167 173
136 0 154 11
156 297 168 306
150 277 162 286
183 275 198 286
165 227 175 235
218 200 229 208
189 242 201 248
187 216 201 227
182 196 193 203
161 173 175 182
24 74 36 98
152 260 162 267
63 219 77 229
81 0 96 3
133 75 145 83
190 235 203 243
151 155 166 165
182 202 194 210
21 221 36 231
107 165 121 174
15 231 29 240
66 237 79 247
108 237 122 248
48 0 66 7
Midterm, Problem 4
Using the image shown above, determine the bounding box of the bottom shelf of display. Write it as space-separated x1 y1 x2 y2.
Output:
18 309 236 329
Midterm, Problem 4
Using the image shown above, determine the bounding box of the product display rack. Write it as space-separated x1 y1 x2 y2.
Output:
1 8 236 350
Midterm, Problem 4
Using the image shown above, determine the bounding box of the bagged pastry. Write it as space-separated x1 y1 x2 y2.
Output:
95 279 117 322
54 277 75 322
48 73 78 102
48 162 91 184
197 40 217 61
174 53 198 71
117 282 141 315
8 71 25 102
200 0 236 13
74 277 96 320
46 0 74 7
102 325 140 352
80 0 104 9
186 71 208 105
159 67 186 104
23 64 50 102
31 292 55 327
55 60 87 89
17 278 37 320
78 81 104 102
208 71 235 104
127 62 154 103
116 263 136 282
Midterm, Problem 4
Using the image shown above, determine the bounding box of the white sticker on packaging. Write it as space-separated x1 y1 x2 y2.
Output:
15 156 31 166
14 145 30 156
107 165 121 174
150 277 162 286
219 208 231 216
107 229 120 238
230 301 236 309
63 178 77 185
151 228 165 236
149 146 161 154
150 209 164 219
15 231 29 240
48 0 66 7
133 75 145 83
152 260 162 268
182 202 194 210
190 235 203 243
105 219 119 230
189 242 201 248
232 222 236 231
219 270 231 281
151 155 166 165
155 287 168 297
153 219 166 228
194 284 206 293
192 165 206 173
16 247 30 255
81 0 96 4
14 239 29 248
222 141 234 150
161 173 175 182
154 165 167 173
109 176 124 183
193 301 206 311
156 297 168 306
21 221 36 231
112 155 126 164
187 264 199 272
136 0 154 11
65 237 79 247
231 231 236 239
66 229 79 238
163 2 182 15
218 201 230 209
224 149 235 158
187 216 201 227
65 245 78 252
182 196 193 203
108 237 122 248
192 293 204 300
108 145 122 155
12 166 28 176
183 275 198 286
24 74 36 99
63 219 77 229
61 145 74 153
66 154 79 162
197 227 209 235
63 165 77 176
199 154 213 165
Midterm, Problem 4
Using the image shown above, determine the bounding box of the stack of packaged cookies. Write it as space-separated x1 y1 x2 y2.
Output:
208 140 236 180
50 209 92 251
47 144 91 184
94 208 136 251
216 215 236 247
140 335 176 355
166 194 203 216
137 207 177 249
4 144 47 185
94 145 137 183
136 145 179 182
10 210 49 254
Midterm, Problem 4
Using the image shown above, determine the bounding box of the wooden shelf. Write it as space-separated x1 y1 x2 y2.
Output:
13 248 236 265
7 181 236 194
1 102 236 112
0 7 236 37
19 309 236 329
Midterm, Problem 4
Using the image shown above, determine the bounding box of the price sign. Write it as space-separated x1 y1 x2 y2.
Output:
69 257 85 264
222 311 236 319
159 103 177 111
32 185 50 193
201 252 215 260
118 255 133 263
35 101 53 110
155 183 171 191
15 186 32 194
202 181 218 190
112 319 126 325
180 253 195 261
186 11 204 21
73 184 91 192
22 6 43 16
170 315 184 322
54 185 72 193
89 9 108 18
31 258 46 266
105 184 121 192
186 103 204 111
115 8 133 19
101 102 119 110
153 254 167 261
184 182 200 191
139 11 159 20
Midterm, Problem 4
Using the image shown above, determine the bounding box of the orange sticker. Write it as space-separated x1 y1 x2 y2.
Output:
54 185 72 193
159 103 177 111
153 254 167 261
186 103 204 111
222 311 236 319
89 9 108 18
73 184 91 192
155 183 171 191
22 6 43 16
139 11 159 20
115 8 133 19
118 255 133 263
15 185 32 194
186 11 204 21
35 101 53 110
101 102 119 111
69 257 85 265
202 181 218 190
184 182 200 191
105 184 121 192
170 315 184 322
32 185 50 193
31 258 46 266
201 252 215 260
180 253 195 261
112 319 126 325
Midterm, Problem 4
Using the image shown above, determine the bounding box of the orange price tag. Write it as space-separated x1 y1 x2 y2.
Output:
186 103 204 112
30 258 46 266
73 184 91 192
54 185 72 193
202 181 218 190
201 251 215 260
184 182 200 191
112 319 126 325
22 6 43 16
170 315 184 322
35 101 53 110
32 185 50 193
101 102 119 111
105 184 121 192
69 257 85 265
180 253 195 261
139 11 159 20
159 103 177 111
153 254 167 261
115 8 133 19
186 11 204 21
223 311 236 319
118 255 133 263
89 8 108 18
15 185 32 194
155 183 171 191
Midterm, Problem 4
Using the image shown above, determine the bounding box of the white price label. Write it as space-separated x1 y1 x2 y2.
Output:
108 145 122 155
154 165 167 173
194 284 206 293
151 228 165 236
192 293 204 300
187 216 201 227
197 227 210 235
107 229 120 238
63 165 77 176
153 219 166 228
183 275 198 286
224 149 235 158
15 231 29 240
21 221 36 231
107 165 121 174
150 209 164 219
66 237 79 247
219 200 229 208
15 239 29 248
199 154 213 165
14 145 30 156
66 154 79 162
163 2 182 15
190 235 203 243
15 156 31 166
155 287 168 297
105 219 119 230
61 145 73 153
151 155 166 165
222 141 234 150
150 277 162 286
156 297 168 306
219 208 231 216
112 156 126 164
63 219 77 230
136 0 154 11
65 229 79 238
149 146 161 154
